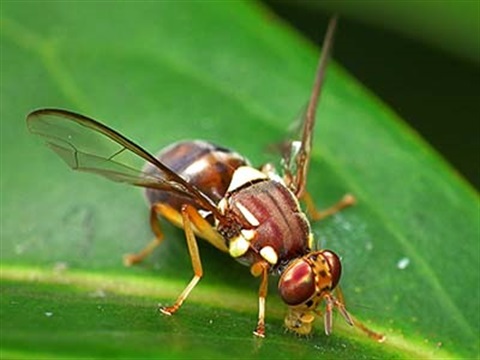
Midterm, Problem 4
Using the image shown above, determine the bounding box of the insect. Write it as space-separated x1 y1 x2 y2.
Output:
27 16 384 341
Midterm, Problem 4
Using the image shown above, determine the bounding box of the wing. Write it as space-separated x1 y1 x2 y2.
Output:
282 16 338 198
26 108 222 217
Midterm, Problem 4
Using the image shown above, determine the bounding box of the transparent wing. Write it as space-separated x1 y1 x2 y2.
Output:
282 16 338 198
277 106 307 191
26 108 220 215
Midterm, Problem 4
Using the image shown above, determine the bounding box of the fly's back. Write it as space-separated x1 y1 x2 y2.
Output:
216 166 311 269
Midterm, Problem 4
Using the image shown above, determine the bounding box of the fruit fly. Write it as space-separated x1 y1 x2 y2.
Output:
27 16 384 341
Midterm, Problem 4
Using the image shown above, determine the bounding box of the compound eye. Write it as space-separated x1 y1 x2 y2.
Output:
321 250 342 289
278 259 315 306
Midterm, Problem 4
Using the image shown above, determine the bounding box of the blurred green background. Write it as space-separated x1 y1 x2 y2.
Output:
264 0 479 189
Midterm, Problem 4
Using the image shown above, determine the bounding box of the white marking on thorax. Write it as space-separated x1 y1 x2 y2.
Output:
260 246 278 265
228 229 257 258
229 235 250 258
235 202 260 227
227 166 266 193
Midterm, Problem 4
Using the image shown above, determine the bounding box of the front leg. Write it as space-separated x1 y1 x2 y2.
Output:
332 287 385 342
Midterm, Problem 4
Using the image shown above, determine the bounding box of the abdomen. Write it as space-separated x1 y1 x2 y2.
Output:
144 140 249 219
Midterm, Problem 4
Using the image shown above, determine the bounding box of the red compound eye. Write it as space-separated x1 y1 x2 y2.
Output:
321 250 342 289
278 259 315 306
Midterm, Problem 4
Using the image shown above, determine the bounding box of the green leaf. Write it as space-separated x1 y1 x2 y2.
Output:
1 2 478 359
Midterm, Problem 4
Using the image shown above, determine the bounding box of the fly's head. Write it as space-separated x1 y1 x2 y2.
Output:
278 250 354 336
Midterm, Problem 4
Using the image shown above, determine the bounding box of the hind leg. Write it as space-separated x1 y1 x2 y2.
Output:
123 203 178 266
302 192 356 221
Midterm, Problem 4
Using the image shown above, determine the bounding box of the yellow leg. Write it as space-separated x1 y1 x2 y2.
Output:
123 203 168 266
302 192 356 221
250 261 270 337
159 204 205 315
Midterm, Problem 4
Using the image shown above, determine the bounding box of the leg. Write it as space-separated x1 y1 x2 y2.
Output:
250 260 270 337
159 204 204 315
323 292 353 336
123 203 170 266
331 287 385 342
302 192 356 221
